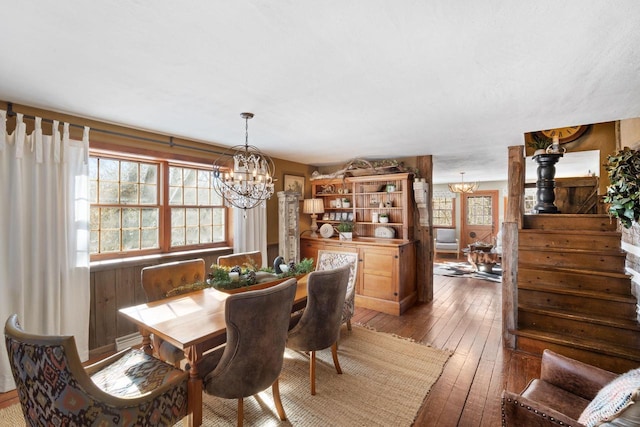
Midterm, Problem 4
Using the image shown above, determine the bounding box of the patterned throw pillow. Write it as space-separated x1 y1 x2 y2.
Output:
578 368 640 427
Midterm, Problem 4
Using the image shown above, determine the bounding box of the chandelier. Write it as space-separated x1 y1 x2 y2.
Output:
448 172 478 194
212 112 275 210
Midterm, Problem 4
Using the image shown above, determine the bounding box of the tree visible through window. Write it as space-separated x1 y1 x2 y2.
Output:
89 154 226 259
433 196 455 227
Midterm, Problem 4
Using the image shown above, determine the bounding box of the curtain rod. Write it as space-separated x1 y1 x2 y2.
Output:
5 102 229 157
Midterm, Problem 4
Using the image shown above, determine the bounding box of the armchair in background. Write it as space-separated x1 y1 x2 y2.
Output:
434 228 460 259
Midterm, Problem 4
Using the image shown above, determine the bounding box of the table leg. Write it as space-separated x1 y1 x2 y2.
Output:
139 327 153 356
184 346 203 427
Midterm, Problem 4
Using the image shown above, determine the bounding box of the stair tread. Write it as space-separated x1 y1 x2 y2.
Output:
513 328 640 362
518 305 640 331
520 229 621 237
518 263 631 280
518 282 637 302
518 246 626 256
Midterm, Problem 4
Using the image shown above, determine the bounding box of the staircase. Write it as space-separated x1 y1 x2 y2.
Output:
513 214 640 373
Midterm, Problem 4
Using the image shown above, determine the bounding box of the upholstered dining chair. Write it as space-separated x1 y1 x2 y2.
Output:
141 258 205 366
217 250 262 269
5 314 188 427
287 264 351 395
315 250 359 331
195 278 298 427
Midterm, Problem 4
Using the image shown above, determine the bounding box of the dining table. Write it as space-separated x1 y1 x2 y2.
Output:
119 275 308 427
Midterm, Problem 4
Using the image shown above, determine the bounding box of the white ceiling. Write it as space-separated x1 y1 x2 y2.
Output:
1 1 639 184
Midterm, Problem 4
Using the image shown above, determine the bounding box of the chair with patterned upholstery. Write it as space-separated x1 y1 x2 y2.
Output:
141 258 205 366
287 265 351 395
196 278 298 427
216 250 263 269
315 250 358 331
5 314 188 427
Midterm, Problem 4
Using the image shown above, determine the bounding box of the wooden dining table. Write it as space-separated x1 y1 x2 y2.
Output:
119 275 308 427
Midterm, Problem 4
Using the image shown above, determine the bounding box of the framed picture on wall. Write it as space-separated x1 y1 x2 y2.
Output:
284 174 305 197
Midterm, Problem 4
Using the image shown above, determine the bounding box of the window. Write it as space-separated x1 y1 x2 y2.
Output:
466 195 493 225
524 187 537 213
168 165 225 247
90 153 226 259
433 195 455 227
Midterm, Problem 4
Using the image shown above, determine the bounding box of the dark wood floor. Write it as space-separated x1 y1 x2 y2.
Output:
1 270 543 426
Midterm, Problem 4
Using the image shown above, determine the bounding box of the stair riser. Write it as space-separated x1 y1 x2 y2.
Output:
519 251 625 272
518 311 640 349
519 289 637 319
518 268 633 296
519 232 621 251
516 336 638 374
524 215 617 231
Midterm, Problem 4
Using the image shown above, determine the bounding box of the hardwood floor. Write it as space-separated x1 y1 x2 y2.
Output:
352 273 542 427
1 272 543 427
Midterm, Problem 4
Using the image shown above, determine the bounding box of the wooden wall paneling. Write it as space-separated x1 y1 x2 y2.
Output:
89 273 96 350
92 269 117 350
115 266 139 338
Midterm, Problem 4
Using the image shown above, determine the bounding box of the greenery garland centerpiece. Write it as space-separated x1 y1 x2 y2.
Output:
163 258 316 297
603 147 640 229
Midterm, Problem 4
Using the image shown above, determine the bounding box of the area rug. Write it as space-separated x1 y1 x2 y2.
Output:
0 326 451 426
434 261 502 283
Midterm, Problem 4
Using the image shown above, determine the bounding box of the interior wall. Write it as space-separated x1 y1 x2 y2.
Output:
1 100 313 257
618 117 640 321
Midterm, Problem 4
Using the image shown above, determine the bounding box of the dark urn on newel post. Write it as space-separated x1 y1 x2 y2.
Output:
532 153 563 214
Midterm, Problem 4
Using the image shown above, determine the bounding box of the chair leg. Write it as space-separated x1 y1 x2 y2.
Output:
310 350 316 395
237 398 243 427
331 342 342 374
272 379 286 420
346 318 352 331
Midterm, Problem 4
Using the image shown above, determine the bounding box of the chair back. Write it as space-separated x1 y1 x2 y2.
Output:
436 228 456 243
315 250 358 322
5 314 188 426
202 278 297 399
217 250 263 269
288 264 351 351
141 258 205 301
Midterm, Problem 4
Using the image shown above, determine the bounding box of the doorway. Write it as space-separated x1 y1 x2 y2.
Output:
460 190 499 249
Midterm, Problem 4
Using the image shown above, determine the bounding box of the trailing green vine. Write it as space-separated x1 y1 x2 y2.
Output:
604 147 640 229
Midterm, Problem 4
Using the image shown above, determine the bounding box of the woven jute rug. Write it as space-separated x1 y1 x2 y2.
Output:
1 326 451 426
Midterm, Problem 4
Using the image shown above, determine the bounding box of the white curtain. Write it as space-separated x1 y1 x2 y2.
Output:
0 111 90 392
233 204 268 268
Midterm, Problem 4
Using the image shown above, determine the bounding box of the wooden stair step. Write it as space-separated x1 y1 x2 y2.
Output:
513 328 640 373
518 282 637 304
518 285 637 319
519 229 621 251
518 264 633 296
518 306 640 349
518 247 626 272
523 214 617 231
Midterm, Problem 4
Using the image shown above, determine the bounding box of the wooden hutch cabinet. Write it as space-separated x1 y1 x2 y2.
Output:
300 173 416 315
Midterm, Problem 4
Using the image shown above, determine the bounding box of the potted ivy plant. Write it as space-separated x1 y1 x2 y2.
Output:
378 213 389 223
337 221 354 240
603 147 640 229
342 198 351 208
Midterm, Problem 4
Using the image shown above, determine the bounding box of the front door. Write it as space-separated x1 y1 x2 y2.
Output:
461 190 499 249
